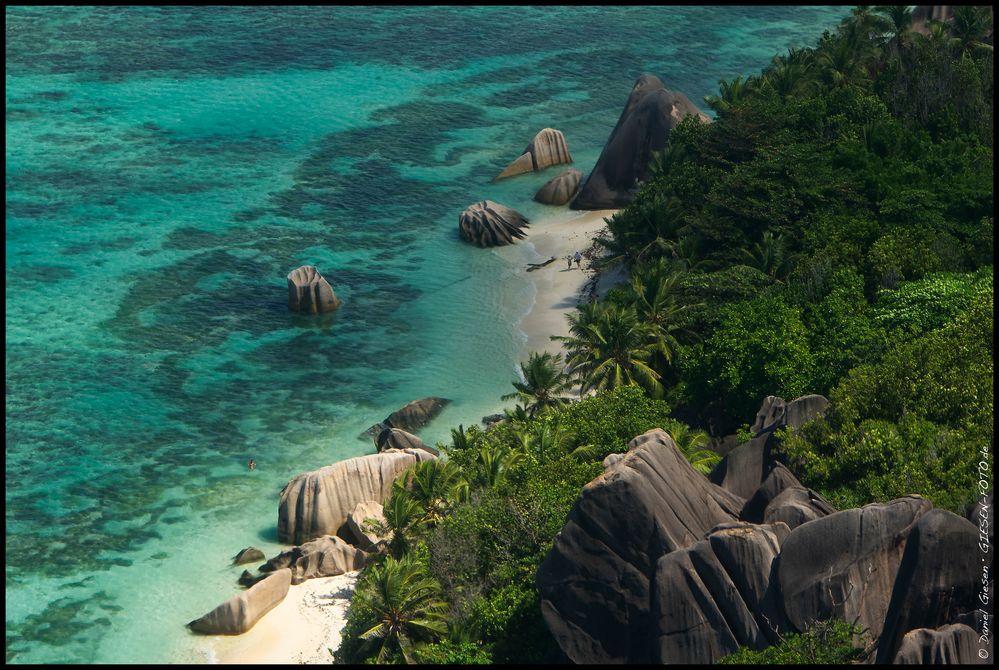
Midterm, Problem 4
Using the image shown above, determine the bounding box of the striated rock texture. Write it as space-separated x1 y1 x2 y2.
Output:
458 200 530 247
536 428 744 664
287 265 342 313
188 568 291 635
763 486 836 530
278 448 437 544
572 74 709 209
893 624 989 664
362 396 450 439
778 496 933 642
496 128 572 180
650 522 791 664
709 394 829 499
534 168 582 205
259 535 367 585
346 500 388 551
231 546 265 566
375 427 439 457
875 509 988 663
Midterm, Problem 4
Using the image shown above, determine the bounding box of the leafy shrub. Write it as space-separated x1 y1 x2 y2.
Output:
718 619 869 664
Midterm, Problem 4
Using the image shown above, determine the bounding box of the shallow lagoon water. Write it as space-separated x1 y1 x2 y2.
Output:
5 6 849 662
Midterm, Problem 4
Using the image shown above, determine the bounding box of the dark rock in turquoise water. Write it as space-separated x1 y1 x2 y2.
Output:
231 546 265 566
287 265 342 313
237 569 269 588
258 535 368 585
778 496 933 643
534 168 582 205
361 396 450 439
458 200 530 247
495 127 573 180
572 74 709 209
187 568 291 635
375 427 439 457
536 428 743 664
875 508 989 663
892 623 988 664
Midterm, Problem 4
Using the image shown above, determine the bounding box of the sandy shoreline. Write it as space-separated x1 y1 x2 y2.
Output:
517 207 624 357
195 572 358 665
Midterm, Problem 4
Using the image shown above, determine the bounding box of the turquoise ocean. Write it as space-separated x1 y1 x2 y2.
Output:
5 6 849 663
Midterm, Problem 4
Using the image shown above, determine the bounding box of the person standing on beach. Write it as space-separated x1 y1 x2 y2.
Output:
566 255 572 270
574 250 582 269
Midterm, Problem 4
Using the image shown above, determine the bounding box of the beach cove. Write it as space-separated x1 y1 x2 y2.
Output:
5 6 851 663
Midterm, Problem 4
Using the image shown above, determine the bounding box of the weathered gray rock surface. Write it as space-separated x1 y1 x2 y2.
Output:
287 265 342 313
534 168 582 205
278 448 436 544
259 535 367 585
458 200 530 247
893 623 989 664
876 508 988 663
536 428 744 663
651 522 791 663
188 568 292 635
375 427 439 457
763 485 836 530
778 496 933 642
362 396 450 439
345 500 388 551
496 128 572 180
572 74 709 209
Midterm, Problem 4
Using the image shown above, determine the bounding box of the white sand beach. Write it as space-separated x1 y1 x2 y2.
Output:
517 208 625 357
206 572 358 665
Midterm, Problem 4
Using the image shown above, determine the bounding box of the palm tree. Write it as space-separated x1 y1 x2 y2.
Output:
740 230 795 280
402 460 460 524
875 5 914 53
949 6 994 55
629 261 699 368
471 441 522 489
369 483 426 558
353 552 449 663
557 303 663 397
511 415 576 465
501 351 574 417
661 418 721 475
704 75 751 114
818 37 870 91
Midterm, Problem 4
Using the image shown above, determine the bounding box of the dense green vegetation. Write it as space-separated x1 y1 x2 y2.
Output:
718 620 870 664
336 6 993 663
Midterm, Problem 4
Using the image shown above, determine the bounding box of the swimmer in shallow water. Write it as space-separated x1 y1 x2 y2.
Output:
248 459 256 471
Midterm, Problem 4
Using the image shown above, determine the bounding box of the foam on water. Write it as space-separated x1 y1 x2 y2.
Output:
5 6 849 663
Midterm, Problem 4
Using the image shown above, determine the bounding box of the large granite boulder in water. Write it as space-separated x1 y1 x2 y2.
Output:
495 128 572 180
650 521 792 663
534 168 582 205
231 546 266 566
875 508 988 663
287 265 342 313
572 75 709 209
778 496 933 642
536 428 743 664
278 448 436 544
362 396 450 439
188 568 292 635
458 200 530 247
259 535 368 585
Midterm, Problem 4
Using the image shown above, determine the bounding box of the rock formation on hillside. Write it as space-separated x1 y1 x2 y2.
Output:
572 74 709 210
534 168 582 205
278 448 436 545
537 395 989 664
361 396 450 439
188 568 292 635
458 200 530 247
287 265 342 313
495 128 572 180
345 500 388 551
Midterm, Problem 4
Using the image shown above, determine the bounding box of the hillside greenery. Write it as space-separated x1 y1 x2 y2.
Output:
336 6 993 663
